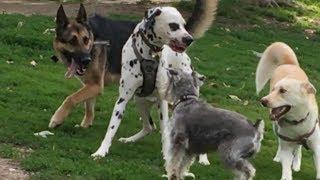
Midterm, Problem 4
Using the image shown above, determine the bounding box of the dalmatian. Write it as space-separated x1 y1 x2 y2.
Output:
91 1 218 167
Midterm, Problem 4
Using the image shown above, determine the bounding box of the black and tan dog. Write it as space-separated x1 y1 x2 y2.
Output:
49 4 136 128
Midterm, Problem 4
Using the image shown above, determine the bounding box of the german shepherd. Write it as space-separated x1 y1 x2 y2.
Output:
49 4 136 128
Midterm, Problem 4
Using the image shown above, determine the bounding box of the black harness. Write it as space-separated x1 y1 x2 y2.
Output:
133 29 162 97
276 113 318 150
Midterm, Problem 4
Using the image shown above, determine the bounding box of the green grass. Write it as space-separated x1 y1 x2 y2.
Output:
0 1 320 179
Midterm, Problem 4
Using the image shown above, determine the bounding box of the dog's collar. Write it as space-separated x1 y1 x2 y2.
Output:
279 112 310 126
138 29 162 53
173 95 198 109
276 118 318 150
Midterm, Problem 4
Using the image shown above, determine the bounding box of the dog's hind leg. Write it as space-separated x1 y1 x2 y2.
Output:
91 69 143 158
218 141 256 180
80 97 96 128
278 140 296 180
49 84 102 128
119 96 156 143
181 154 196 179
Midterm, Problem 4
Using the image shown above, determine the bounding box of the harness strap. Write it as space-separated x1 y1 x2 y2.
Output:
276 119 318 150
173 95 198 109
132 32 159 97
138 29 162 53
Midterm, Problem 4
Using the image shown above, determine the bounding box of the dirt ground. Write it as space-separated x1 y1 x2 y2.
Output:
0 0 179 17
0 158 29 180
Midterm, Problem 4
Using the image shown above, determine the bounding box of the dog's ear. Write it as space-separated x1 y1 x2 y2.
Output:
301 82 316 94
76 3 87 24
56 4 69 28
144 8 162 30
192 71 206 87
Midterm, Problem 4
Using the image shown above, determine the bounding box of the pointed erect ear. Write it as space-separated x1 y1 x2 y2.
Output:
301 82 317 94
76 3 87 24
56 4 69 28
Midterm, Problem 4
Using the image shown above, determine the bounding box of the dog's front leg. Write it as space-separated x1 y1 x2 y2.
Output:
278 140 296 180
49 84 102 128
159 100 170 159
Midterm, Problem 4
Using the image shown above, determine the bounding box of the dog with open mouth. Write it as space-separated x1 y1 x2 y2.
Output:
256 42 320 180
91 0 218 166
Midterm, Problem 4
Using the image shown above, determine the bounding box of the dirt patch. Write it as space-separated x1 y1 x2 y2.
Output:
0 158 29 180
0 0 179 17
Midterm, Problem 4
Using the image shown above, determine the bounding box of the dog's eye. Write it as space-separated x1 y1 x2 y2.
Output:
169 23 180 31
69 36 77 45
279 88 287 94
83 36 89 45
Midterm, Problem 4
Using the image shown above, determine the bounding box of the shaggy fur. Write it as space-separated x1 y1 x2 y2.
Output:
163 69 264 180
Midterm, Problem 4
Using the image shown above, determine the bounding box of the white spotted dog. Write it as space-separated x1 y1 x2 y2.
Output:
256 42 320 180
91 0 218 165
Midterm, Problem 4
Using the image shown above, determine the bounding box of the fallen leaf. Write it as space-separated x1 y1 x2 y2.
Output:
209 82 218 87
226 67 231 71
250 50 263 58
34 131 54 138
30 60 37 67
223 82 231 88
213 44 220 47
194 57 201 62
229 95 242 102
43 28 56 34
6 60 14 64
243 100 249 106
17 21 24 29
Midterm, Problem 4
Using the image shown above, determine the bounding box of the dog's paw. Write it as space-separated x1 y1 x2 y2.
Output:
198 154 210 166
184 172 195 179
48 120 61 129
292 163 300 172
273 155 280 162
161 174 168 179
91 149 108 160
118 137 135 143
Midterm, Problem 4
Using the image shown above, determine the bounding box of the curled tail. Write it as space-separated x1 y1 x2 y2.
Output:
186 0 219 39
255 42 299 94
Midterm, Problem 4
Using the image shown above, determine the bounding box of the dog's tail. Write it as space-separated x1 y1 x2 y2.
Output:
185 0 219 39
253 119 265 153
255 42 299 94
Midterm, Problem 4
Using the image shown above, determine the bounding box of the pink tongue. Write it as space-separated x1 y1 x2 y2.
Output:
65 59 77 79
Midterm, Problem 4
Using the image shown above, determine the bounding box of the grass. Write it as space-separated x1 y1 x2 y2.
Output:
0 0 320 179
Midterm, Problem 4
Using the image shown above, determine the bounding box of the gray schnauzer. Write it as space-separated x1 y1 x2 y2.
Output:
162 69 265 180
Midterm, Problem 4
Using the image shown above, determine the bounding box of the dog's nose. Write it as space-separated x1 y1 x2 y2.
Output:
182 36 194 46
260 98 269 107
82 57 91 66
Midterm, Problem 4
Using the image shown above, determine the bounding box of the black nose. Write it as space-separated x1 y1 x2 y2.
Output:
260 98 269 107
82 57 91 66
182 36 194 46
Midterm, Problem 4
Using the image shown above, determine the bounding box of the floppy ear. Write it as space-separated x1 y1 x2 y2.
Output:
56 4 69 28
76 3 87 24
144 9 162 30
301 82 316 94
